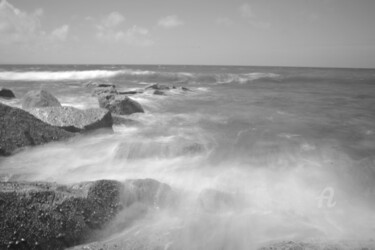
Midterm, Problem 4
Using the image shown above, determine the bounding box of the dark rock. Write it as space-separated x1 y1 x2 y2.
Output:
98 94 144 115
0 103 73 156
0 180 124 250
0 88 15 99
118 88 144 95
144 83 170 91
28 106 113 133
21 90 61 109
153 90 165 96
92 86 117 97
180 86 191 91
84 81 115 88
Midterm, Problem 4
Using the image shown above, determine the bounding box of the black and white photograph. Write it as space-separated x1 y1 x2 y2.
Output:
1 0 375 249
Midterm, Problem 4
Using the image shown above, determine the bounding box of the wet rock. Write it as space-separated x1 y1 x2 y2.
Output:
144 83 170 91
98 94 144 115
21 90 61 109
112 115 140 126
84 81 116 88
0 88 15 99
124 179 174 207
92 86 118 97
0 180 124 250
0 103 73 156
28 106 113 133
117 88 144 95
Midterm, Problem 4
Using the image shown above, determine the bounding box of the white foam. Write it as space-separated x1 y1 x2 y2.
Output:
0 70 127 81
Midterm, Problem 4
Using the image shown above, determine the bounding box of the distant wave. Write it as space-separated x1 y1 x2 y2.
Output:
0 70 127 81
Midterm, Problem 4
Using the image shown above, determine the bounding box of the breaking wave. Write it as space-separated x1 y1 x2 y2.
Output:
0 70 127 81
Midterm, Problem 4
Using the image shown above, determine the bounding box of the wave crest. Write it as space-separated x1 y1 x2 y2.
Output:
0 70 126 81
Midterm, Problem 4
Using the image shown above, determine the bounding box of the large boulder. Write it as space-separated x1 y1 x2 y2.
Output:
0 88 15 99
0 180 124 250
0 103 73 156
98 94 144 115
22 90 61 109
28 106 113 133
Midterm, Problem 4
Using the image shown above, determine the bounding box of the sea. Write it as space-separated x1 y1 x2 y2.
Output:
1 65 375 249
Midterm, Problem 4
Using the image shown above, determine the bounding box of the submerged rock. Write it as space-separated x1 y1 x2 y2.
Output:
144 83 170 91
28 106 113 133
21 90 61 109
0 103 73 156
153 90 165 95
98 94 144 115
0 88 15 99
0 180 124 250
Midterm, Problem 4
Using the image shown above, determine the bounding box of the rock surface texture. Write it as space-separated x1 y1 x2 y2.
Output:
0 103 73 156
21 90 61 109
28 106 113 133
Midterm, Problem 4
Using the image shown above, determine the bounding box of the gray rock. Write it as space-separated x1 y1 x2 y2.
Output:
0 103 73 156
28 106 113 133
21 90 61 109
0 88 15 99
153 90 165 95
118 88 144 95
98 94 144 115
0 180 124 250
92 86 117 97
144 83 170 91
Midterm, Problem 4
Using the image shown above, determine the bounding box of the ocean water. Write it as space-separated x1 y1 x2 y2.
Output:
1 65 375 249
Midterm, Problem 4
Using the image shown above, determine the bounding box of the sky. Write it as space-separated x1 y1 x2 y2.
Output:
0 0 374 68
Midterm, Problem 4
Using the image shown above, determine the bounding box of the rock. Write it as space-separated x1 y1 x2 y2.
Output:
28 106 113 133
0 180 124 250
144 83 170 91
21 90 61 109
153 90 165 95
92 86 117 97
0 103 73 156
84 81 115 88
118 88 144 95
0 88 15 99
124 179 174 207
98 94 144 115
180 86 191 91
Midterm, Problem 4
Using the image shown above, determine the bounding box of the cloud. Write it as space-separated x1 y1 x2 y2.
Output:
239 3 271 29
51 25 69 41
96 12 153 46
0 0 68 46
157 15 184 28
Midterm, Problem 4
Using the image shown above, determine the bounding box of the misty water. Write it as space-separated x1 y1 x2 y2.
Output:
1 65 375 249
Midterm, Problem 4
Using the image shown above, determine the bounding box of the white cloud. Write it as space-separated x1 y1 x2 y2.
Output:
239 3 270 29
96 12 153 46
0 0 69 45
157 15 184 28
51 25 69 41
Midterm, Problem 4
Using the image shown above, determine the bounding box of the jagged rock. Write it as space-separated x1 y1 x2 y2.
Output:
98 94 144 115
0 88 15 99
21 90 61 109
28 106 113 133
0 180 124 250
0 103 73 156
144 83 170 91
92 86 117 97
